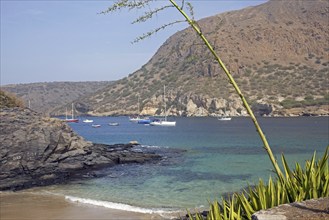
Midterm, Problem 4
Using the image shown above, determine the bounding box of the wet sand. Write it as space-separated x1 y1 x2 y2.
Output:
0 191 165 220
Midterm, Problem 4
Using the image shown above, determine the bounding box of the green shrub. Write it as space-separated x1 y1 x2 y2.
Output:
281 96 329 109
0 90 25 108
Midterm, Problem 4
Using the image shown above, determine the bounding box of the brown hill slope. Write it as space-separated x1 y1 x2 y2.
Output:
76 0 328 117
2 81 113 116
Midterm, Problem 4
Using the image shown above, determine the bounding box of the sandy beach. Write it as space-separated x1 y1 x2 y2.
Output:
0 191 167 220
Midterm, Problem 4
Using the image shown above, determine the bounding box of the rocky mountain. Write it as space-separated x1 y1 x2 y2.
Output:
1 81 113 116
73 0 328 117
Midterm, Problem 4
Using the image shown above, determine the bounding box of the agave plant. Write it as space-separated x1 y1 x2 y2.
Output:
281 146 329 201
188 146 328 220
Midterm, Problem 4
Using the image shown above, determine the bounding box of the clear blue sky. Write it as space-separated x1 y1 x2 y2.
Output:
1 0 267 85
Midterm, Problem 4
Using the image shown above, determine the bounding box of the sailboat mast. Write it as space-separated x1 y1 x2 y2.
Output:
138 94 140 115
224 100 226 115
164 85 167 121
71 103 74 119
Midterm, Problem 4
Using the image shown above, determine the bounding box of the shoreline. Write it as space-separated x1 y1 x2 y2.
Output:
0 190 174 220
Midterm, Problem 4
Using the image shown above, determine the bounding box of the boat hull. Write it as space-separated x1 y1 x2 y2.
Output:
150 121 176 126
137 119 151 124
217 117 232 121
64 119 79 123
83 119 93 123
109 122 119 126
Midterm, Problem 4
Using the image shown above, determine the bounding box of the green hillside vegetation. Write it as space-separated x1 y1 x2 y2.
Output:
281 94 329 109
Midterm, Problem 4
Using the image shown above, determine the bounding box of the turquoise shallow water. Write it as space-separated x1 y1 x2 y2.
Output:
41 116 328 215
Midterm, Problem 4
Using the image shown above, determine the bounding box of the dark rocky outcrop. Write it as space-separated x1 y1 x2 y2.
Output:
251 103 273 116
0 107 160 191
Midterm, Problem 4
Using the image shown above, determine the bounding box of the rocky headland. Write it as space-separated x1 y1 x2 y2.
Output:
0 107 160 191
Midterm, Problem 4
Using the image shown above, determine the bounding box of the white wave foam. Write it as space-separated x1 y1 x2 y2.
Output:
65 195 180 218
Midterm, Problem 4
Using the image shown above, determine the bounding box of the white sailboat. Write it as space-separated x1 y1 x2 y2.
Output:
83 119 93 123
129 94 150 124
218 116 232 121
64 103 79 123
129 95 140 122
218 100 231 121
150 85 176 126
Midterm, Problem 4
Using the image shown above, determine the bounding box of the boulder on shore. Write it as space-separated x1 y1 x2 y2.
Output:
0 107 160 191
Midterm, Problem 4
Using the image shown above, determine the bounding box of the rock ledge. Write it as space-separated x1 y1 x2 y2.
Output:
0 108 160 191
252 197 329 220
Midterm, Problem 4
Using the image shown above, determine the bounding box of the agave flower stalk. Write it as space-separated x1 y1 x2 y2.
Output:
169 0 284 181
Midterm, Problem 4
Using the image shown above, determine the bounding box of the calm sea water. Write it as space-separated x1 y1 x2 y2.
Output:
41 116 328 217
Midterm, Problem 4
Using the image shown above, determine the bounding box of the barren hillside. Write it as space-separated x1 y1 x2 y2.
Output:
76 0 328 116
